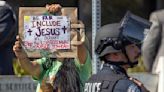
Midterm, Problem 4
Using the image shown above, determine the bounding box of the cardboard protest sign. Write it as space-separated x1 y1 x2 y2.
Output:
23 16 70 50
19 7 85 58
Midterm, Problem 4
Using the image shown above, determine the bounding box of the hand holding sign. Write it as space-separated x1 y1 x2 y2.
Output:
19 7 81 58
13 35 28 60
46 4 62 15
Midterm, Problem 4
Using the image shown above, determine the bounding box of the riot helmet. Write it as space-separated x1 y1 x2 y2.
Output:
95 11 151 67
95 23 121 57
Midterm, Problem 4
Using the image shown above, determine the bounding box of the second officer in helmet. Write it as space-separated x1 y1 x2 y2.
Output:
84 12 151 92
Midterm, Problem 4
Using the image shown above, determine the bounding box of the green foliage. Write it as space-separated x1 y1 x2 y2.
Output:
128 56 146 73
13 58 29 77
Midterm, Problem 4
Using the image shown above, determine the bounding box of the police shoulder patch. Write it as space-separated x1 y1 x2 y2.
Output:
127 84 141 92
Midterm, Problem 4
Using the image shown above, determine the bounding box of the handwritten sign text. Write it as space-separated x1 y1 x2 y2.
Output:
23 16 70 50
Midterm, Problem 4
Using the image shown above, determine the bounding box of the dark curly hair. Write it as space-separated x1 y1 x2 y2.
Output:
53 58 81 92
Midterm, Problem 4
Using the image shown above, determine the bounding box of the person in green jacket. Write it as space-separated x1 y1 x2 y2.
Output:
13 4 92 92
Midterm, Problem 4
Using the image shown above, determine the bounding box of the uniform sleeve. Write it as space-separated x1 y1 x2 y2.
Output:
142 12 161 72
127 84 141 92
114 79 141 92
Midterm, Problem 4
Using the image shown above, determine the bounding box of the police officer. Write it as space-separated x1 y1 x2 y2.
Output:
84 12 151 92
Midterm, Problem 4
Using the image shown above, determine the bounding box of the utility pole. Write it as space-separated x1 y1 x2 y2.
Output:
92 0 101 74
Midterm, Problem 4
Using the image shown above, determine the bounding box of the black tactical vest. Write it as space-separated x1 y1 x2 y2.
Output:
84 72 126 92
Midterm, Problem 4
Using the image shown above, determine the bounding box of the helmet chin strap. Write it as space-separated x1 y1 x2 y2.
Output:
121 46 138 68
102 46 138 68
103 59 138 67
